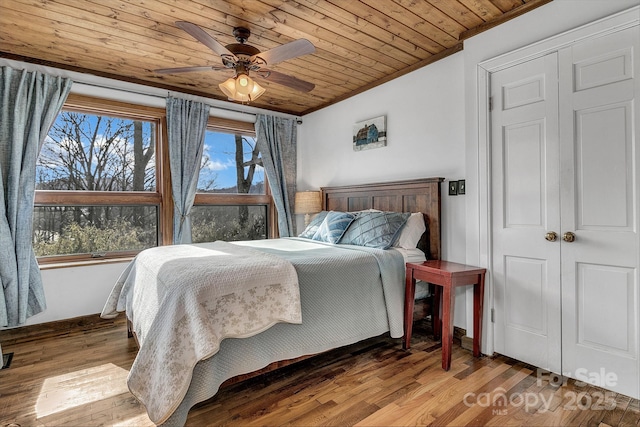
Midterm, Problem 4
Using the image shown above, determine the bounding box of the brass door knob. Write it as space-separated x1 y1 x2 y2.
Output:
563 231 576 242
545 231 558 242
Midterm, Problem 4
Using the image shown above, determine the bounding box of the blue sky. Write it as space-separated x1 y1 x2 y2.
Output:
199 131 264 190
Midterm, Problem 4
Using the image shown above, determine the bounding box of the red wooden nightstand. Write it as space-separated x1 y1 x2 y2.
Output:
404 260 486 371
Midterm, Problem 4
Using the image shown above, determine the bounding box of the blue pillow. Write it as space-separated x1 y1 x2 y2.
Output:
312 211 355 244
298 211 328 239
340 211 410 249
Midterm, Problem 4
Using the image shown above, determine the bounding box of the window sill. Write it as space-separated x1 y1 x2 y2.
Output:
38 257 133 270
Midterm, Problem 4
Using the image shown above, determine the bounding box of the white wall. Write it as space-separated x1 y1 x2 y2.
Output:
298 53 467 262
298 53 468 327
23 262 130 325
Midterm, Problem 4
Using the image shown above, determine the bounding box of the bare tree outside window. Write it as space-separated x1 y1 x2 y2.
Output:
191 130 268 243
36 113 155 192
33 111 158 257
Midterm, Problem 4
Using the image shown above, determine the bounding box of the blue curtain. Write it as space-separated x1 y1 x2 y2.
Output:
255 114 297 237
166 97 210 244
0 67 72 330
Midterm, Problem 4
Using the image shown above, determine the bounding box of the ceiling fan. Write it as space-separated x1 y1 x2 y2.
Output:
155 22 316 102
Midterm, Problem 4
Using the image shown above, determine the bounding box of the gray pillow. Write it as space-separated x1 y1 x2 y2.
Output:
340 211 410 249
298 211 328 239
311 211 356 244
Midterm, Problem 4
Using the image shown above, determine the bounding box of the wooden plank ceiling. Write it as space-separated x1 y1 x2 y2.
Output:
0 0 551 116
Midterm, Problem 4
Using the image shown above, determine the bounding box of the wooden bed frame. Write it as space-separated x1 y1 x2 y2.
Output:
322 177 443 260
218 177 444 387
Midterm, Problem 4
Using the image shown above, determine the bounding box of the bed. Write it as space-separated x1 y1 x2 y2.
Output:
101 177 443 426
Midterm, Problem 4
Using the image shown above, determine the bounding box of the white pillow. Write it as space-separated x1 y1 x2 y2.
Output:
393 212 426 249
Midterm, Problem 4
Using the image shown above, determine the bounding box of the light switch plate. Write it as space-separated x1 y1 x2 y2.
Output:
448 181 458 196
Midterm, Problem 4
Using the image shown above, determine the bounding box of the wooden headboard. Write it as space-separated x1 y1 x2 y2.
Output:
321 177 444 260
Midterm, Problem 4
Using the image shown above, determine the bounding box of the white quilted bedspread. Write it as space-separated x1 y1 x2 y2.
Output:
100 241 301 424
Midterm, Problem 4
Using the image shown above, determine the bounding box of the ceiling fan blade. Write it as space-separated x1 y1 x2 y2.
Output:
256 70 315 92
250 39 315 67
154 65 227 74
176 21 238 62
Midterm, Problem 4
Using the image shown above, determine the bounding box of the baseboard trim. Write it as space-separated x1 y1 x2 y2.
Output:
453 326 475 351
0 313 112 345
461 335 474 351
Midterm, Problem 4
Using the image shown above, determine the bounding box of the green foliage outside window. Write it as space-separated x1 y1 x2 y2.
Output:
190 205 267 244
33 217 156 257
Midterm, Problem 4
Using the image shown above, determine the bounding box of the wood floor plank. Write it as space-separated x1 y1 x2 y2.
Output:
619 397 640 427
1 315 639 427
432 363 523 426
422 366 530 425
601 393 633 426
323 400 380 426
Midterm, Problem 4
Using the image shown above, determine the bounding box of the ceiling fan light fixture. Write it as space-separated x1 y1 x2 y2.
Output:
219 74 265 102
235 72 254 95
218 77 237 98
249 81 266 100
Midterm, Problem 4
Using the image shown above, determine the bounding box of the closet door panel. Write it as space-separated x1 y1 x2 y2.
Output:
574 46 634 91
491 53 562 373
503 119 545 227
577 263 636 356
575 102 634 230
560 25 639 399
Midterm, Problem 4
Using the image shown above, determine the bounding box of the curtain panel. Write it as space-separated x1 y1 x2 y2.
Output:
255 114 297 237
0 67 72 330
166 97 210 244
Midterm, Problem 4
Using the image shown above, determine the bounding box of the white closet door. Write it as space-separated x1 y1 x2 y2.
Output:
491 52 562 373
559 26 640 398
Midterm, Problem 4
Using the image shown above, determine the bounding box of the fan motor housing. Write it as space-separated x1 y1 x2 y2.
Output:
225 43 260 57
224 42 262 69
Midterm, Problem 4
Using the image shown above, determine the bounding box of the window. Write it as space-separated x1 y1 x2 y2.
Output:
191 121 271 243
32 95 274 265
33 95 166 263
198 130 264 195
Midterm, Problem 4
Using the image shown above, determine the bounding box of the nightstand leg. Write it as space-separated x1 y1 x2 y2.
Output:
441 285 455 371
433 285 442 341
473 273 485 357
403 267 416 350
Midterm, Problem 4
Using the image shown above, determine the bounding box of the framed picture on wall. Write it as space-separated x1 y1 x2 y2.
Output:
353 115 387 151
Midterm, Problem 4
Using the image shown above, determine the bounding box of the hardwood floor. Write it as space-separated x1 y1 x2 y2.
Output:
1 316 639 427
